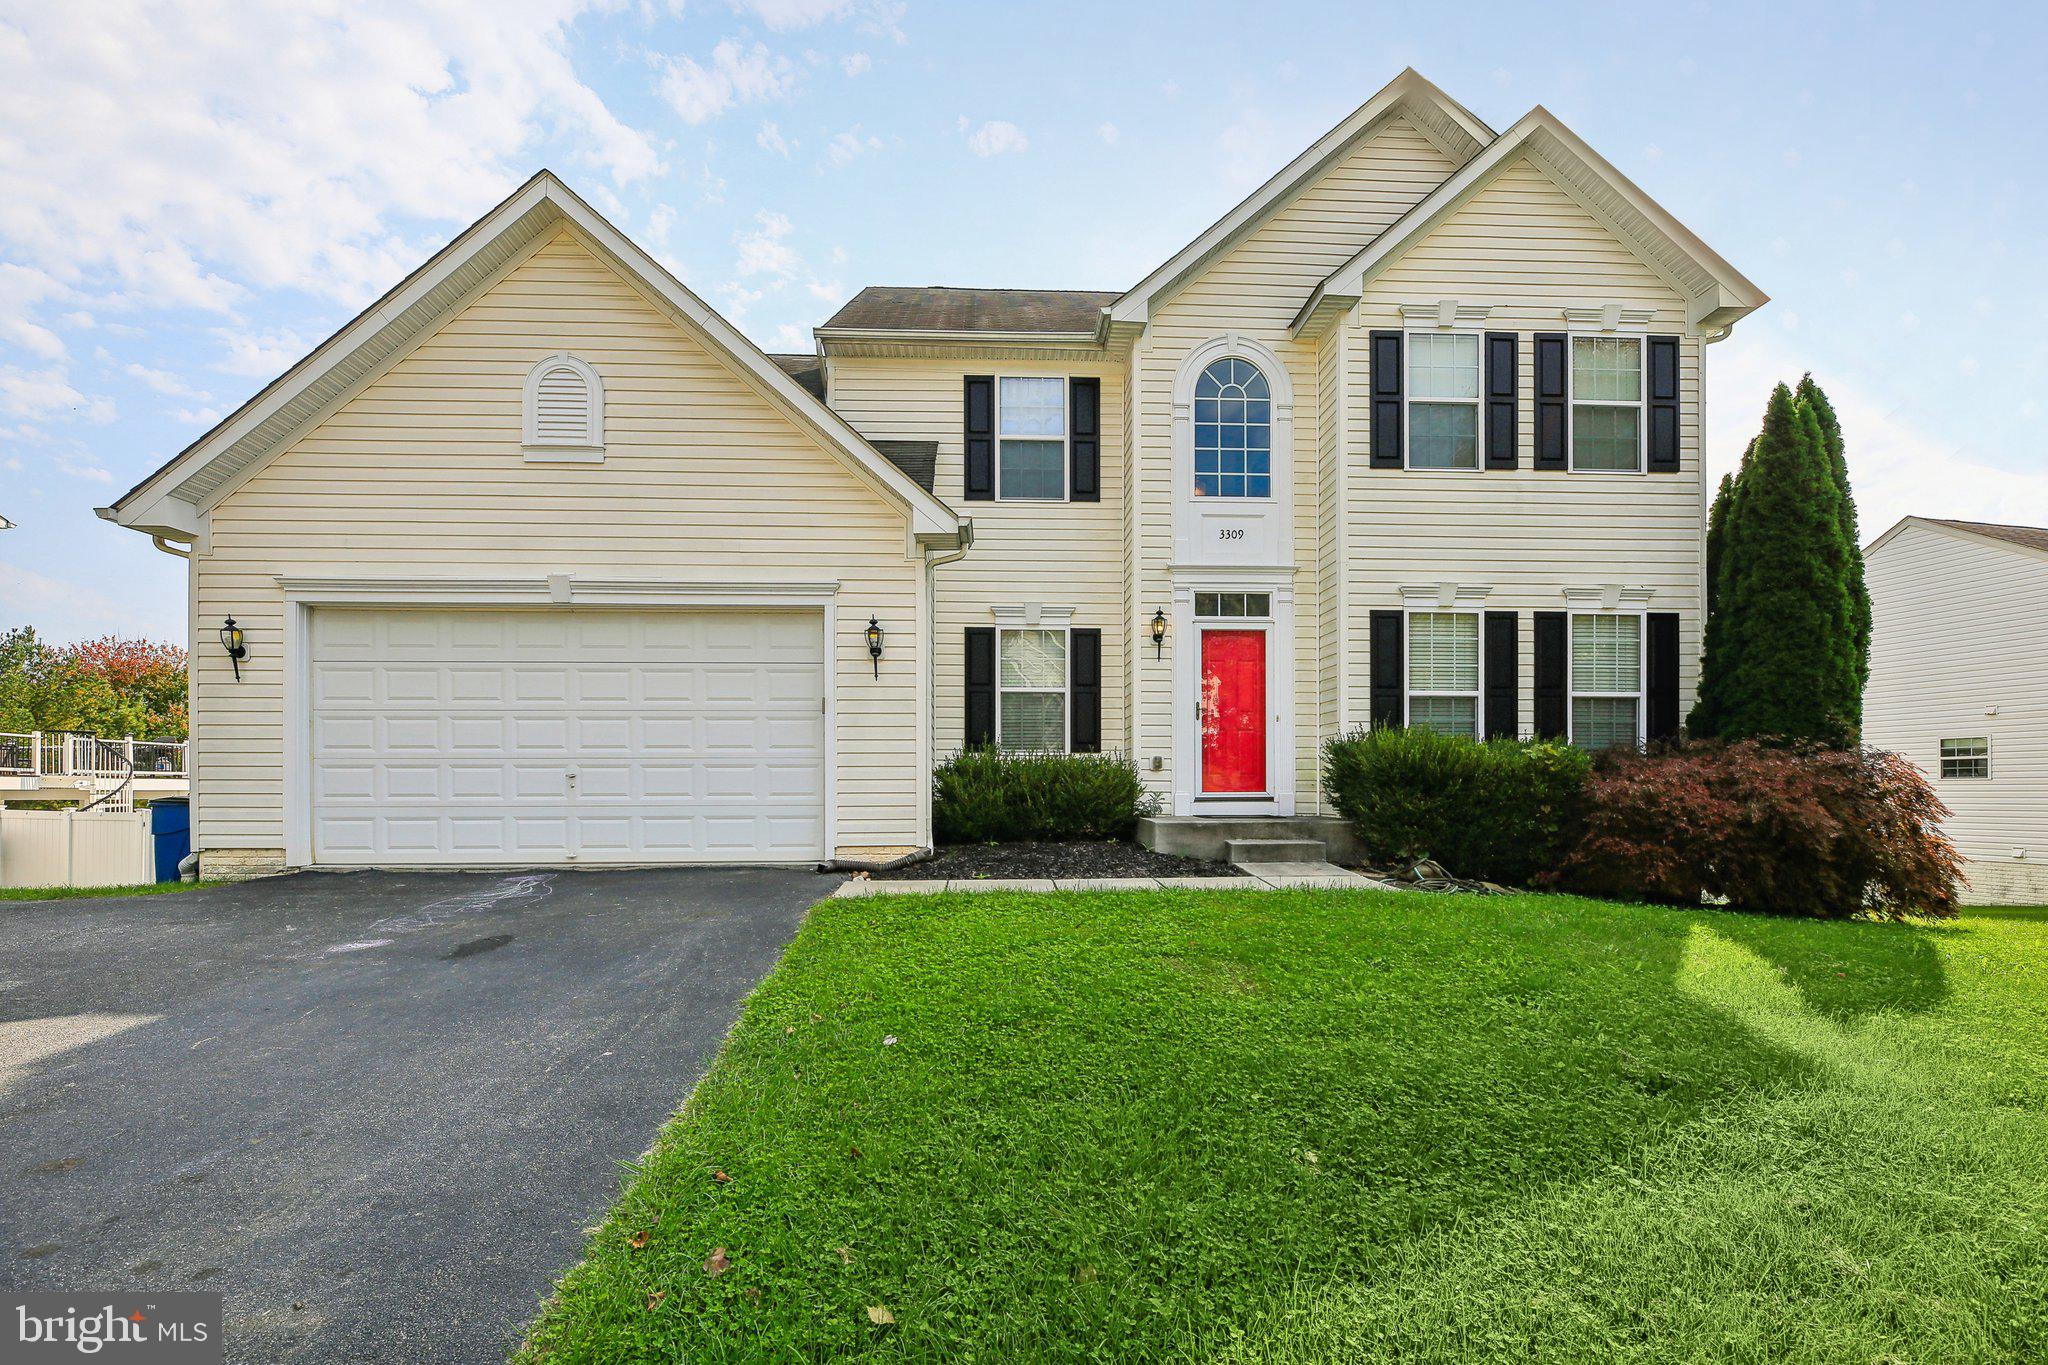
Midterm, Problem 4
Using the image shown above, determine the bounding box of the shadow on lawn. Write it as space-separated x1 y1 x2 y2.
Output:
1699 907 1950 1024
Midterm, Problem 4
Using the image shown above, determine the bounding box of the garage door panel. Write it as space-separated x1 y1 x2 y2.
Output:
310 607 827 865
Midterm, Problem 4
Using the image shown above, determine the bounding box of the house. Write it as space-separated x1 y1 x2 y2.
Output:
101 70 1765 877
1864 516 2048 905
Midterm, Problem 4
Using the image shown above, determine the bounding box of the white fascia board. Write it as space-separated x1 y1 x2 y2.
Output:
1107 69 1494 328
98 492 204 543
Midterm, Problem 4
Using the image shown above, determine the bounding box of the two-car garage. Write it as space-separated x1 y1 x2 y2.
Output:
306 607 828 866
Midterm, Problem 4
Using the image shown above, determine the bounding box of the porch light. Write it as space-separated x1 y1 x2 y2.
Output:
1150 608 1168 659
219 616 247 681
864 615 884 678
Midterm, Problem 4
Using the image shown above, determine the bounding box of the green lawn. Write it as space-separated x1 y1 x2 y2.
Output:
523 890 2048 1363
0 880 212 901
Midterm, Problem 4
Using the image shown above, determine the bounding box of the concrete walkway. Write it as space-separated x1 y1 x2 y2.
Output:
834 862 1402 895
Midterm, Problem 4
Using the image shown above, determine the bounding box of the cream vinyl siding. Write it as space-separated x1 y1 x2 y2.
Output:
826 355 1128 755
1131 116 1461 811
1864 523 2048 905
1344 156 1707 737
1314 325 1347 749
190 229 924 862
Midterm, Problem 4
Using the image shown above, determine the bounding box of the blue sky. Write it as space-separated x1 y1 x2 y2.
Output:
3 0 2043 643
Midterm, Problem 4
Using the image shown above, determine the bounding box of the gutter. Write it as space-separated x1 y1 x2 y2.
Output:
920 518 975 852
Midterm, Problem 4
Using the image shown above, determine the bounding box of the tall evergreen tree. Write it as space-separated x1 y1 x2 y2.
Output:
1712 384 1859 744
1688 468 1740 736
1796 374 1870 701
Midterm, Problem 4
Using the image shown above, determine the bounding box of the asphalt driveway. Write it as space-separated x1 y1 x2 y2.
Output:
0 867 830 1363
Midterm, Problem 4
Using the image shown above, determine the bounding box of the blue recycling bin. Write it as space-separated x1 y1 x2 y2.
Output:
151 798 191 884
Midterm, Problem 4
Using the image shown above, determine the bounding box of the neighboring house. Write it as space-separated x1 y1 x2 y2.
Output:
102 69 1765 876
1865 516 2048 905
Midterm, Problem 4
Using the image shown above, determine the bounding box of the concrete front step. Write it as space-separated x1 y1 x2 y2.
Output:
1224 838 1328 864
1138 814 1364 864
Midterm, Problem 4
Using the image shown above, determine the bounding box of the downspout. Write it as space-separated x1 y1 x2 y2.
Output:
921 520 974 849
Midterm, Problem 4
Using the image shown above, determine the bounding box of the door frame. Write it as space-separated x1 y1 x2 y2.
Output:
1169 568 1294 817
280 576 840 869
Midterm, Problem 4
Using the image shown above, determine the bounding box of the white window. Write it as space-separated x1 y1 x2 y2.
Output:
1570 613 1644 751
1407 611 1481 737
523 353 604 460
1406 333 1481 470
997 628 1068 751
997 376 1067 500
1939 737 1990 779
1192 358 1273 498
1570 336 1643 472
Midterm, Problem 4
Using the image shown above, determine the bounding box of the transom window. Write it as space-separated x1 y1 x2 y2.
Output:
1939 737 1990 779
1407 611 1481 738
1406 333 1480 470
1570 337 1644 472
997 628 1068 751
997 376 1067 500
1570 613 1644 751
1193 358 1272 498
1194 592 1271 618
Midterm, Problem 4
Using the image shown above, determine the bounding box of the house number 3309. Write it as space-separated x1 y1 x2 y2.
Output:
1217 527 1245 541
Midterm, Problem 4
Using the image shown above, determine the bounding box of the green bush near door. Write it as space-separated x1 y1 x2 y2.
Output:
1323 727 1591 885
933 747 1159 844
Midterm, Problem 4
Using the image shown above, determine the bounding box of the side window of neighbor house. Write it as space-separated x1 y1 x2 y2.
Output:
1193 358 1272 498
1939 737 1990 779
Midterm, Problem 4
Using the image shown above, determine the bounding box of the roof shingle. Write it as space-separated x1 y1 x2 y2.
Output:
821 286 1119 335
1927 518 2048 554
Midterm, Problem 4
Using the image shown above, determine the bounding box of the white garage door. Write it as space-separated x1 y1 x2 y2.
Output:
309 607 826 865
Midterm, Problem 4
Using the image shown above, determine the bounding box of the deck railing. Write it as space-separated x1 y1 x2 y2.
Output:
0 731 187 780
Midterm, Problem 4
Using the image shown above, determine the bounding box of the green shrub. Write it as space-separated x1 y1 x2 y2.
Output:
933 747 1159 844
1322 727 1591 885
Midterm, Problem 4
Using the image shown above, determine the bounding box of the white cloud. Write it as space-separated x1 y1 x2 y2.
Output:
123 363 207 399
959 118 1028 157
732 0 854 29
1217 107 1283 189
172 406 223 428
756 121 793 156
659 40 798 124
1710 332 2048 545
1096 121 1119 145
841 51 872 76
54 454 112 482
770 323 808 349
0 366 110 423
210 328 312 379
0 0 660 331
806 278 842 301
826 126 883 167
734 210 800 277
0 560 164 638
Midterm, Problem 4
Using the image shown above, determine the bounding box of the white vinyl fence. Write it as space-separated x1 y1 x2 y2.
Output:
0 809 153 889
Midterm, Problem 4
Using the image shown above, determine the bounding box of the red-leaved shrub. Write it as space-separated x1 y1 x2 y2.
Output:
1552 740 1964 919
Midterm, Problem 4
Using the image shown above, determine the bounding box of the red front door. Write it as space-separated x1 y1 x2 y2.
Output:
1200 628 1267 794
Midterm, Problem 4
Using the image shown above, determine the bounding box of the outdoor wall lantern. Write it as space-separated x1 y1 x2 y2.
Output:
865 615 884 678
219 616 248 681
1150 608 1168 659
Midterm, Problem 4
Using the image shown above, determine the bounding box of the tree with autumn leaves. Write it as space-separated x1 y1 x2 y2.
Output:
0 628 188 740
1689 375 1869 745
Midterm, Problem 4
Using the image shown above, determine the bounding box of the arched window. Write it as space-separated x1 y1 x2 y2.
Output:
523 353 604 460
1192 358 1271 497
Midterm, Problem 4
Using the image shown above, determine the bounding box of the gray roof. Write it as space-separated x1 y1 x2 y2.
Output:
767 352 824 400
869 440 938 494
821 286 1119 335
1928 518 2048 554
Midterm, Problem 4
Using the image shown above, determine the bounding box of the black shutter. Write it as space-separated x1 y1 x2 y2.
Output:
964 375 995 500
1068 376 1100 501
1370 610 1404 728
1484 610 1519 740
1533 611 1567 738
1070 628 1102 752
1534 333 1568 470
1370 330 1403 469
1485 332 1519 470
1646 612 1681 740
1646 335 1680 473
964 627 996 746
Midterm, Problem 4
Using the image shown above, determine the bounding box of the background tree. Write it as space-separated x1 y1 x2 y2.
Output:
0 627 188 740
1697 385 1859 744
1796 373 1870 699
1689 466 1742 735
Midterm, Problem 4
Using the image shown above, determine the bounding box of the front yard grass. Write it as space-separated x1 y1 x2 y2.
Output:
0 880 212 901
524 892 2048 1362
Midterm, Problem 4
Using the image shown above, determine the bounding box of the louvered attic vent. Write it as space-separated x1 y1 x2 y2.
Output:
523 353 605 462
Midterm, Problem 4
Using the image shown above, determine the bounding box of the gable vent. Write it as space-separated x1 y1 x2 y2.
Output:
523 352 604 461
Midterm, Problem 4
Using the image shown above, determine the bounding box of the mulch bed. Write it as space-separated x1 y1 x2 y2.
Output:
888 841 1245 881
